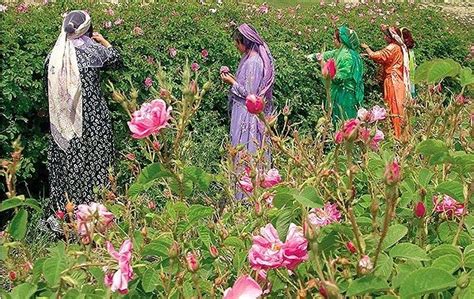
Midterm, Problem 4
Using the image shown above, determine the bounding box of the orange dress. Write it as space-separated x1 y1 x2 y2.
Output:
369 43 406 139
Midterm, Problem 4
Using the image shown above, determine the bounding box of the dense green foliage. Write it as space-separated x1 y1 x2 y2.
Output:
0 0 472 195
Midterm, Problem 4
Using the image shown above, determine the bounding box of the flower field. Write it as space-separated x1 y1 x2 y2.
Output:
1 1 474 298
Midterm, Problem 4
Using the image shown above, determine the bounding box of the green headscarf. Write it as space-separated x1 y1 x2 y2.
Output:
339 26 364 105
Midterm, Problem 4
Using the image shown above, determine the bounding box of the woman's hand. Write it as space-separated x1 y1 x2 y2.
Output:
92 32 111 48
221 73 236 85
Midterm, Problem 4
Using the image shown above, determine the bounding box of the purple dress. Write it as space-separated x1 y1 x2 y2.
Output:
229 52 273 154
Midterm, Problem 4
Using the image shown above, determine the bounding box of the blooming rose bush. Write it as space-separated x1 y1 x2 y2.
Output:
0 6 473 296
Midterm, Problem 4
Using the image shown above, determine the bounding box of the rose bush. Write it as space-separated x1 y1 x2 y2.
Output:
0 1 474 298
0 0 472 202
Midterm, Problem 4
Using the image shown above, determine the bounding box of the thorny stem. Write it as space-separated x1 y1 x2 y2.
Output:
310 242 326 281
348 208 365 255
373 186 396 268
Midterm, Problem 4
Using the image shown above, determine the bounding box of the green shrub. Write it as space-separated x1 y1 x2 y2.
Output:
0 0 472 196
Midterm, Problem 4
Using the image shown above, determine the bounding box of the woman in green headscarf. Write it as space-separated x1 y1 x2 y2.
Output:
309 26 364 123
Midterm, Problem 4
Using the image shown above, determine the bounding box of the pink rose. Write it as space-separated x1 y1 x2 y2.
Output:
369 105 386 122
245 94 265 114
76 203 114 240
105 239 133 294
358 127 371 143
0 5 7 13
16 3 28 13
106 8 114 16
308 203 341 227
239 172 254 193
322 59 336 79
224 275 263 299
127 99 172 139
342 119 359 137
132 26 144 36
169 47 177 58
433 195 466 218
144 77 153 89
369 129 384 150
282 224 308 270
114 18 124 26
259 4 269 14
248 224 285 270
220 66 230 74
201 49 208 59
357 108 370 122
191 62 200 72
146 56 155 65
261 168 281 188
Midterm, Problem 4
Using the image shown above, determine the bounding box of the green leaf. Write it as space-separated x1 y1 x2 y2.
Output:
295 186 323 208
389 243 430 261
431 254 461 273
0 197 23 212
32 258 46 283
272 193 294 209
187 204 213 225
63 289 84 299
418 168 434 188
137 163 171 184
42 256 67 287
463 244 474 269
375 253 393 280
346 275 389 296
459 67 474 88
451 152 474 175
127 183 144 198
8 209 28 240
275 208 294 240
197 225 212 247
416 139 450 165
184 166 213 191
142 235 173 257
23 199 41 212
436 180 465 202
10 283 37 299
399 268 456 298
223 236 245 249
141 268 159 293
415 59 461 84
429 244 462 260
382 224 408 250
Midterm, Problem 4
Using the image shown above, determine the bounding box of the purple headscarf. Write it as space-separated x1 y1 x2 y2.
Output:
236 24 275 99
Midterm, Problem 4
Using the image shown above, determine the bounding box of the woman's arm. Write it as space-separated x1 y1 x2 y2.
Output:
229 57 264 102
362 43 393 64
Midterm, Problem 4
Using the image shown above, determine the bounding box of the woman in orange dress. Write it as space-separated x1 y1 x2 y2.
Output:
361 26 411 140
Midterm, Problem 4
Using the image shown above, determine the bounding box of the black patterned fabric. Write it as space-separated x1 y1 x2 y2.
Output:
43 45 122 218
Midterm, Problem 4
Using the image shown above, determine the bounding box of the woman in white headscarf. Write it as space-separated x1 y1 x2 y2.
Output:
44 10 122 231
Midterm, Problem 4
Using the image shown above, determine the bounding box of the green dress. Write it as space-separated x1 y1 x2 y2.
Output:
322 26 364 123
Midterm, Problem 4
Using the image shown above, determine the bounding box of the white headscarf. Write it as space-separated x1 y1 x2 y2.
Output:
389 27 411 99
48 10 91 151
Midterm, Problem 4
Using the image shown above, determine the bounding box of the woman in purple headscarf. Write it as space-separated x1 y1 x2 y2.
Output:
221 24 275 156
221 23 275 200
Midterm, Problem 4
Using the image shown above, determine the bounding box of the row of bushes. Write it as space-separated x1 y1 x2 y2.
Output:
0 0 472 199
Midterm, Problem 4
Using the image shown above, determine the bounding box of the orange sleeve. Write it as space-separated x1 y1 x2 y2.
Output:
369 44 395 64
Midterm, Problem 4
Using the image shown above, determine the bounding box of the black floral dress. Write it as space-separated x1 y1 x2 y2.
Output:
44 44 122 224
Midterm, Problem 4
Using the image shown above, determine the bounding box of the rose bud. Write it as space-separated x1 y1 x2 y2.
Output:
186 251 199 272
168 241 180 259
245 94 265 114
55 210 65 220
345 241 357 254
220 66 230 74
209 245 219 258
